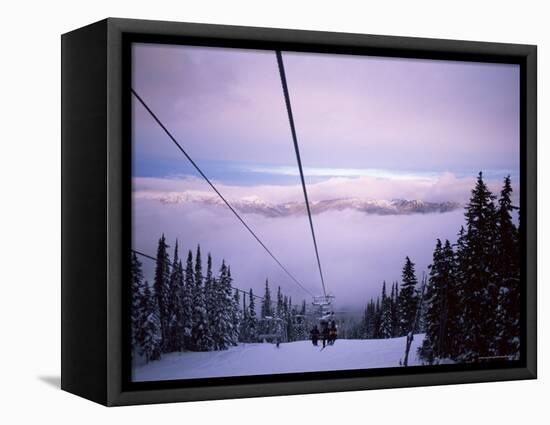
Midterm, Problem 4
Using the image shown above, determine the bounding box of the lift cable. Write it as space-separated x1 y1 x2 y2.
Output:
276 51 327 298
131 88 314 298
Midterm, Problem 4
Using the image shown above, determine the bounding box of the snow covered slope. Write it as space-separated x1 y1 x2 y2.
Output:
133 335 425 382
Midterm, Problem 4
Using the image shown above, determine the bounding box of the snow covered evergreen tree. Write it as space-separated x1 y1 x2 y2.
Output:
204 253 217 349
391 282 400 337
211 261 234 350
210 264 223 350
131 252 146 352
493 175 520 358
419 239 457 363
181 250 195 350
442 239 461 356
379 281 393 339
286 296 302 342
153 234 170 351
245 288 258 342
166 241 184 351
238 290 248 342
360 304 368 338
399 256 418 336
359 305 367 338
450 225 468 358
261 279 273 318
276 286 284 319
227 267 240 345
208 276 223 349
139 284 162 362
416 273 428 334
292 300 308 341
460 172 498 361
233 289 246 342
363 300 374 338
284 296 291 340
190 246 211 351
373 297 381 338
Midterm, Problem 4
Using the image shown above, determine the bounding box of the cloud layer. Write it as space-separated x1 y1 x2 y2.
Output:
133 171 518 216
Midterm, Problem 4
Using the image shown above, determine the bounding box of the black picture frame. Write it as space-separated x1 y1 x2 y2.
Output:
61 17 537 406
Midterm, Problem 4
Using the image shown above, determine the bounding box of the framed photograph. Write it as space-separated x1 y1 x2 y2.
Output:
61 18 537 406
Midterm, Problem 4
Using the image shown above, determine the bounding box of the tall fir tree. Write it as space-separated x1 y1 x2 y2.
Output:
261 279 273 318
450 225 468 357
379 281 393 339
296 299 309 341
239 291 248 342
166 241 184 351
204 253 216 349
139 284 162 362
181 250 195 350
285 296 293 342
227 267 240 345
420 239 457 363
363 300 374 338
369 300 376 338
211 261 234 350
258 278 272 339
399 256 418 336
461 172 498 360
373 297 381 338
246 288 258 342
131 252 146 351
493 175 520 357
360 304 368 338
153 234 170 351
191 246 211 351
359 305 366 338
276 286 284 319
233 289 244 342
211 261 225 350
391 282 400 337
442 239 461 358
416 273 428 334
209 275 223 350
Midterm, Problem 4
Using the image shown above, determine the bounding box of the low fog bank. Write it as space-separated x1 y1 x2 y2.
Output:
133 198 466 311
133 171 520 207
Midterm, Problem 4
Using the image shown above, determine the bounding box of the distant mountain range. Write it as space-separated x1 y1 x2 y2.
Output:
145 192 461 217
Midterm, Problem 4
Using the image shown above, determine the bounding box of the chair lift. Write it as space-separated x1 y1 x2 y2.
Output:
312 294 336 323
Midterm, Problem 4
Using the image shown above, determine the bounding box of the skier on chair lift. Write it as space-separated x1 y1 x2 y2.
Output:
328 320 337 345
310 325 320 346
320 320 330 348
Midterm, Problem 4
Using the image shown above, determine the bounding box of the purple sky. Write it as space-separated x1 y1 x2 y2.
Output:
131 43 520 310
132 43 519 173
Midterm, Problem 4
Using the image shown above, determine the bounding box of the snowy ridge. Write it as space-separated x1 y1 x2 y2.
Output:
133 335 425 382
137 191 460 217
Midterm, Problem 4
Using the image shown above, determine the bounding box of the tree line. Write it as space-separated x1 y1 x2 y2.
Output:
131 237 308 363
358 259 424 341
420 173 520 363
356 173 520 363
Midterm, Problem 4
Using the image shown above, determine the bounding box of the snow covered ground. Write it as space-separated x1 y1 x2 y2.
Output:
133 334 425 382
